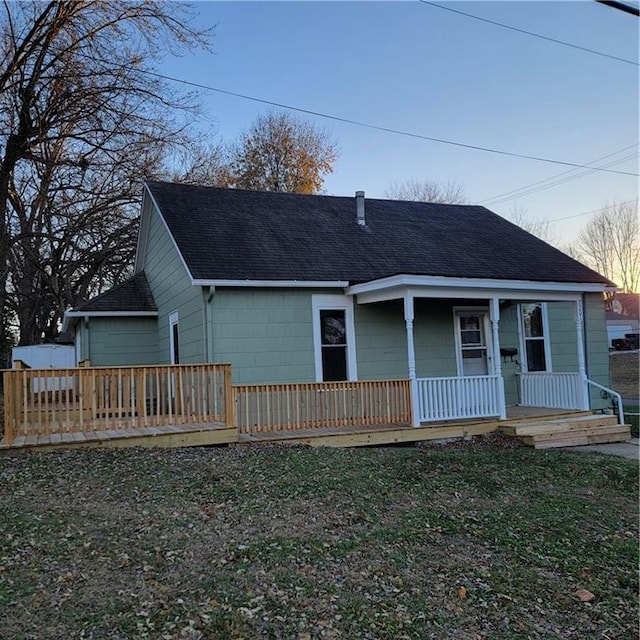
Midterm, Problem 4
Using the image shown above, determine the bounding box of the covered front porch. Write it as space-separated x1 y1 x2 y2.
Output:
348 274 622 427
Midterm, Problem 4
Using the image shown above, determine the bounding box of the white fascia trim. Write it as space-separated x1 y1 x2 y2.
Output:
134 188 152 274
348 274 610 296
64 311 158 318
192 279 349 288
62 310 157 332
142 184 195 281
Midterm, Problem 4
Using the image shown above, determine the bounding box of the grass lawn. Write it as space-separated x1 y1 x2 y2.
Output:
610 351 639 399
0 443 637 639
610 351 639 436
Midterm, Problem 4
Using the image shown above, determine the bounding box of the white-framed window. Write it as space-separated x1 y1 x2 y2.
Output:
518 303 551 372
312 295 357 382
169 311 180 364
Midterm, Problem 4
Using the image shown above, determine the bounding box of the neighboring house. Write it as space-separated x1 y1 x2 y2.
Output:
605 293 640 345
64 182 616 425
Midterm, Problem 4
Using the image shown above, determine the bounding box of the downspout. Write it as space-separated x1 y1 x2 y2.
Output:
202 286 215 363
83 316 90 361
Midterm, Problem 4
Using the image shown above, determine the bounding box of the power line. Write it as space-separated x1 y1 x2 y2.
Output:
418 1 639 66
131 66 638 177
546 199 638 224
481 145 639 205
485 153 637 205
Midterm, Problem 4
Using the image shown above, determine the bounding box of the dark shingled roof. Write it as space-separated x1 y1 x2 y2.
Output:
146 181 613 286
74 272 157 312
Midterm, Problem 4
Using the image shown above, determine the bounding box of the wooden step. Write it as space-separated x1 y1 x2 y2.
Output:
518 425 631 449
503 414 619 437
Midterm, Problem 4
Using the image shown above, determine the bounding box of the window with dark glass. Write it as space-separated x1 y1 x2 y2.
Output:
172 322 180 364
320 309 347 381
521 303 547 371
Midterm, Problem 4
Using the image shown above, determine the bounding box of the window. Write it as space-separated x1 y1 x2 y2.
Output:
312 295 357 382
169 311 180 364
320 309 347 381
520 303 549 372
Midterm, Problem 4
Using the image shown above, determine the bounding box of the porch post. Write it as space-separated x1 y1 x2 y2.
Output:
404 294 420 427
489 297 507 419
575 298 590 410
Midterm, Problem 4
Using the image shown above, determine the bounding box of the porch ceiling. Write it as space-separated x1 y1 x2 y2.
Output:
347 274 611 305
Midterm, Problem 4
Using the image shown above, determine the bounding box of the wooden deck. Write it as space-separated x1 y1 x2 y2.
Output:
0 406 606 453
0 422 238 453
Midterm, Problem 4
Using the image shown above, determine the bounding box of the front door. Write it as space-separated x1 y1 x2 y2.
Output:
455 311 492 376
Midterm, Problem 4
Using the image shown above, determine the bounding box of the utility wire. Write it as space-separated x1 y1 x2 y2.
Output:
481 144 639 205
484 153 638 205
418 0 639 66
130 66 639 177
546 198 637 224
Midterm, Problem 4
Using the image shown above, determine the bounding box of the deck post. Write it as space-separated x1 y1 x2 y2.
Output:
3 370 14 445
575 298 590 410
404 294 420 427
223 365 236 427
489 297 507 419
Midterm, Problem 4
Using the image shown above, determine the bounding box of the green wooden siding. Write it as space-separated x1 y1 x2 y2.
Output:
496 304 521 406
354 299 408 380
84 317 158 366
548 301 579 372
210 289 330 384
584 293 610 409
142 201 204 364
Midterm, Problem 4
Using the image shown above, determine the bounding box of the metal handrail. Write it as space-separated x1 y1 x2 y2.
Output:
585 378 625 425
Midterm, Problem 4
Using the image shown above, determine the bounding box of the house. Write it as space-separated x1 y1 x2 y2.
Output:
605 292 639 346
63 182 617 428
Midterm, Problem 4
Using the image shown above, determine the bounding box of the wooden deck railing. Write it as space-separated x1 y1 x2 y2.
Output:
3 364 233 444
234 379 411 434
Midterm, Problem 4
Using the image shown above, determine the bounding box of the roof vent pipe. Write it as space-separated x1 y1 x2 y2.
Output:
356 190 365 226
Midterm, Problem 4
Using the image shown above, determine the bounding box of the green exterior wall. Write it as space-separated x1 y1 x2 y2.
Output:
81 317 158 366
142 201 205 364
584 293 610 410
210 289 328 384
354 299 408 380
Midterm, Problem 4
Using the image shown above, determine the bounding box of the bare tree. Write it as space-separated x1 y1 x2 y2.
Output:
577 200 639 292
229 111 339 194
385 179 468 204
166 142 232 187
0 1 212 344
507 204 559 246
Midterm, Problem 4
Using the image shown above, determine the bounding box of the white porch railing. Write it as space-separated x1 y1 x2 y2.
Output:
416 375 501 423
518 372 585 410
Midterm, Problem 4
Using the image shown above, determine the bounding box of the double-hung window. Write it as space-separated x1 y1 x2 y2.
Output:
519 303 550 372
312 295 357 382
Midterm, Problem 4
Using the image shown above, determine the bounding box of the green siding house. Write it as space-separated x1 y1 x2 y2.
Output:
64 182 616 426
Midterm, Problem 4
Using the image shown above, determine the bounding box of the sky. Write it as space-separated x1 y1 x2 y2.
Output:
159 1 639 244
